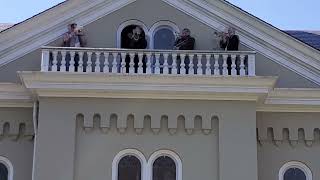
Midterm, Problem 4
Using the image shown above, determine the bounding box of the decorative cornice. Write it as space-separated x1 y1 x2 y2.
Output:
257 88 320 112
19 72 277 101
0 83 33 107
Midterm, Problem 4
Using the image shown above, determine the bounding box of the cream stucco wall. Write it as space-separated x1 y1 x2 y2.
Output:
0 108 34 180
257 112 320 180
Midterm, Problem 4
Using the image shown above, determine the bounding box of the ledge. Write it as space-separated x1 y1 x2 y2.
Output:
18 71 277 101
0 83 33 107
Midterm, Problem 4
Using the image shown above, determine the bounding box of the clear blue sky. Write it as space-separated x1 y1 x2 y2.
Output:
1 0 319 30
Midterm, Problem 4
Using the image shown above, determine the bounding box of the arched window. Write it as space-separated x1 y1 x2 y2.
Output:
148 150 182 180
279 161 312 180
0 156 13 180
112 149 147 180
149 21 180 50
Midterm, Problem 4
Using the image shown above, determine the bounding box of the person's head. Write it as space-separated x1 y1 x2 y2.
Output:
228 27 235 36
181 28 191 38
133 26 142 35
69 23 77 32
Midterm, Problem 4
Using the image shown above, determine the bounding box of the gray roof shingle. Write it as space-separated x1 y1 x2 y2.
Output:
285 31 320 50
0 23 14 32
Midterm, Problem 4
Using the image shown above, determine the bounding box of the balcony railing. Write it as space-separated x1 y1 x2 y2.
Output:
41 46 256 76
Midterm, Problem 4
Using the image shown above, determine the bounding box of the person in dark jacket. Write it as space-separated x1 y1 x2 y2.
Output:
173 28 195 50
63 23 86 47
122 26 147 49
219 27 240 75
219 27 239 51
122 26 147 73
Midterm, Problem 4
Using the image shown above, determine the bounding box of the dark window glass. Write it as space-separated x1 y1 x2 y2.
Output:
0 163 8 180
154 28 175 50
284 168 306 180
153 156 176 180
118 156 141 180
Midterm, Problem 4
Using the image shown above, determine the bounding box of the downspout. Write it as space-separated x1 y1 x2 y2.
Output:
32 101 39 180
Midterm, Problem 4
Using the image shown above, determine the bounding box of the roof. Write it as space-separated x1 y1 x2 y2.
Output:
0 23 14 32
285 31 320 50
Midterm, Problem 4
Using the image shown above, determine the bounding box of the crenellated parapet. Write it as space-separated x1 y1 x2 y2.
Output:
0 119 34 141
75 112 219 135
257 127 320 147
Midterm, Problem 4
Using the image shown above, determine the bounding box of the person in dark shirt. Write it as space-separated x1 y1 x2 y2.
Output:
122 26 147 49
219 27 239 51
173 28 195 50
122 26 147 73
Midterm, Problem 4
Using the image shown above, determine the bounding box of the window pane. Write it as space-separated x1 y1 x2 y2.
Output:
153 156 176 180
0 163 8 180
284 168 306 180
154 28 175 50
118 156 141 180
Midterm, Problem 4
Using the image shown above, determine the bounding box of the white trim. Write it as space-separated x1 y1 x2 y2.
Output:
116 20 149 48
149 21 180 49
112 149 147 180
147 150 182 180
0 156 13 180
279 161 312 180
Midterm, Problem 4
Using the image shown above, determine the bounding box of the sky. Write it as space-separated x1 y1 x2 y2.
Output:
0 0 319 30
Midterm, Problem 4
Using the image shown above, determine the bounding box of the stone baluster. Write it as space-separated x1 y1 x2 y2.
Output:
155 53 161 74
94 52 101 72
41 50 50 71
205 54 211 75
163 53 169 74
60 51 67 72
146 53 152 74
197 54 202 75
180 54 186 75
248 54 256 76
86 51 93 72
78 52 84 72
231 55 237 76
189 54 195 75
239 55 246 76
222 54 228 75
214 54 220 75
120 52 126 73
69 51 76 72
51 51 58 72
129 53 135 74
171 54 178 74
137 53 144 74
112 53 118 73
103 52 109 73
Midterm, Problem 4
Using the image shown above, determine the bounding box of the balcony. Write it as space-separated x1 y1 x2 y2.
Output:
41 46 256 76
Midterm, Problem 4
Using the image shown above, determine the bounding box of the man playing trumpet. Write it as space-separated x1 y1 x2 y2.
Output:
217 27 239 51
173 28 195 50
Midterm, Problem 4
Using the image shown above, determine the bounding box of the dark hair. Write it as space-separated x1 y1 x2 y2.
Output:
70 23 77 29
182 28 191 33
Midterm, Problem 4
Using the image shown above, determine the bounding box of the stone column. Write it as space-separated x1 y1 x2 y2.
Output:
218 102 258 180
33 99 77 180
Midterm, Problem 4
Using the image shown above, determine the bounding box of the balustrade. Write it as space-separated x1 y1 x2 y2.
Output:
41 46 256 76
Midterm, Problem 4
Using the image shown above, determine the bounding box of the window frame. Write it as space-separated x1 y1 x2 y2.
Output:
149 21 180 49
147 150 182 180
279 161 312 180
0 156 13 180
112 149 147 180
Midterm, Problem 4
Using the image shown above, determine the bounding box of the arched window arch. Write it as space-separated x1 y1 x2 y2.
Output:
279 161 312 180
112 149 147 180
149 21 180 49
0 156 13 180
147 150 182 180
117 20 149 48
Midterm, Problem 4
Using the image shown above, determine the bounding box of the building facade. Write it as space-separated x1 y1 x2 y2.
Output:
0 0 320 180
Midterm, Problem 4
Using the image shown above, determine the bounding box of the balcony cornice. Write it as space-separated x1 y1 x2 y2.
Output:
19 71 276 101
0 83 33 107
